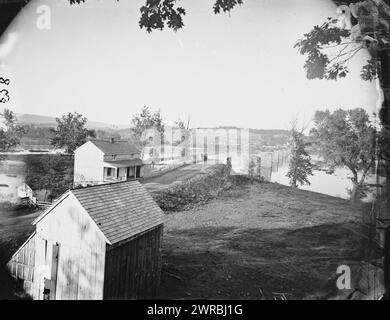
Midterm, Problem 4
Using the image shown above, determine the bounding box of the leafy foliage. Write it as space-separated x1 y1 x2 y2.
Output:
25 155 73 201
139 0 186 32
213 0 243 14
50 112 96 154
68 0 87 4
68 0 243 32
295 0 390 81
0 109 26 152
310 108 376 200
286 129 313 188
152 164 231 211
295 18 356 80
131 106 165 140
361 58 381 81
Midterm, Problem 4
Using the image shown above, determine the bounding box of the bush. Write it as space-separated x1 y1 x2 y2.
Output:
152 164 231 211
24 154 73 201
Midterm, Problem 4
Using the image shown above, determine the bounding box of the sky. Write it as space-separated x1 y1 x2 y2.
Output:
0 0 379 130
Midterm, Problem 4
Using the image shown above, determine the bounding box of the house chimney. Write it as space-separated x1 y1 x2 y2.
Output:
111 138 115 143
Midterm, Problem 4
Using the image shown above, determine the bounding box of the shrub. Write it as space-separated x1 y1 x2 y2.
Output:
151 164 231 211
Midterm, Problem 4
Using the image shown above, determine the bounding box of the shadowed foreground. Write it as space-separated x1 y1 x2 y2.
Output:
0 181 378 300
158 182 377 300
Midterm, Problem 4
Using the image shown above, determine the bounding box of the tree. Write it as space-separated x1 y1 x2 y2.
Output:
286 128 313 188
69 0 243 32
310 108 376 201
0 76 25 152
50 112 96 154
131 106 165 140
25 155 73 201
294 1 389 199
294 0 390 82
0 108 26 151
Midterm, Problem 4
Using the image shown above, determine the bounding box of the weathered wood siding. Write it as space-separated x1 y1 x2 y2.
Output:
34 193 107 300
103 224 163 299
7 232 36 297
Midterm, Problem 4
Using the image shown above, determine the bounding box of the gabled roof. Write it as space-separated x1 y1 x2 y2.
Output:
33 181 164 245
71 181 164 244
89 139 140 156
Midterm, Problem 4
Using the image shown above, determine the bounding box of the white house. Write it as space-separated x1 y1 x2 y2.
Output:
73 138 144 186
7 181 165 300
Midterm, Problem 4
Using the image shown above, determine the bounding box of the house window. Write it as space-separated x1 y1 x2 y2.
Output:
107 168 113 176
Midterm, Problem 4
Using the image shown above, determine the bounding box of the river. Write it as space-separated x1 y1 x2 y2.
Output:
270 164 354 199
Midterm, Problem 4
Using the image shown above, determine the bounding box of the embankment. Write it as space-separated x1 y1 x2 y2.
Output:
151 164 233 212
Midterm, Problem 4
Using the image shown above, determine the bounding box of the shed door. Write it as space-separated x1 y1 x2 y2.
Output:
43 243 60 300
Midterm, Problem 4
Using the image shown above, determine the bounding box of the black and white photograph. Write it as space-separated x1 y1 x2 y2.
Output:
0 0 389 306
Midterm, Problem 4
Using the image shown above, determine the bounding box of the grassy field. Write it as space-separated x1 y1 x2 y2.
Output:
157 181 373 300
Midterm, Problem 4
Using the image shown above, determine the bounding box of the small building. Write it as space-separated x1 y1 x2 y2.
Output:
7 181 165 300
73 138 144 186
17 183 36 205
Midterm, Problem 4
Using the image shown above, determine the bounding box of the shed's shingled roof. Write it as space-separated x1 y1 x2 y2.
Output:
89 139 140 156
71 181 164 244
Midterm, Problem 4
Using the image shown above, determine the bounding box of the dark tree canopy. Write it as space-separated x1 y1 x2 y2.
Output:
50 112 96 154
25 155 73 201
139 0 186 32
295 0 390 81
294 18 352 80
69 0 243 32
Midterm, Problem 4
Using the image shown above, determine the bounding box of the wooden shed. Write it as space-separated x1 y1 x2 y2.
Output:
7 180 165 300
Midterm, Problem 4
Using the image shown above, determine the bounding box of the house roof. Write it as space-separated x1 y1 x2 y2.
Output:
89 139 140 156
104 159 143 168
71 181 164 244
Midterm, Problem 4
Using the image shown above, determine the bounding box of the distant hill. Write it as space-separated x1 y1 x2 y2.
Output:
16 113 129 130
14 113 290 151
250 128 290 135
195 126 290 135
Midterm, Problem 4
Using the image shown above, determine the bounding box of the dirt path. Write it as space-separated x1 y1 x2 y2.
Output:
141 163 211 192
158 182 370 300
